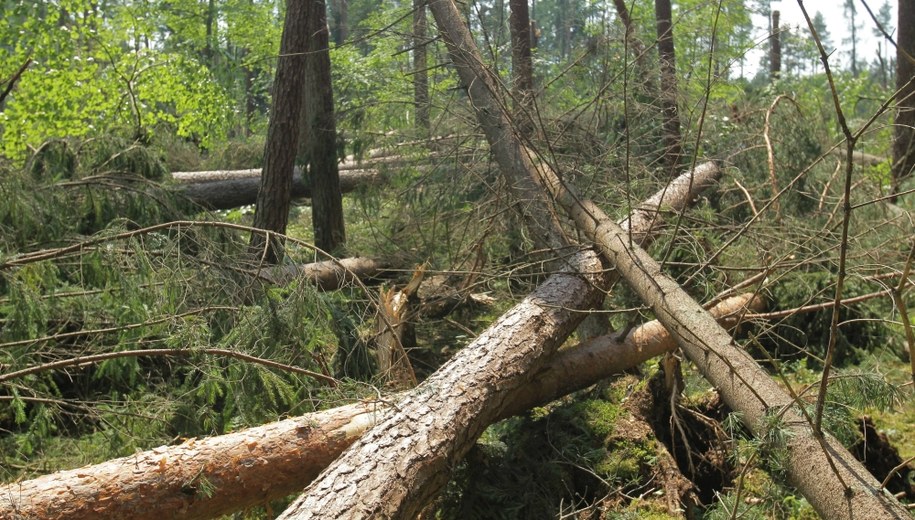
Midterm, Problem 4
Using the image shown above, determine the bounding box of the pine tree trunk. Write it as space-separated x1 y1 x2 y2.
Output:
654 0 682 173
770 10 781 80
0 291 754 520
892 0 915 201
611 0 654 93
250 0 309 263
301 0 346 252
508 0 534 129
413 0 430 132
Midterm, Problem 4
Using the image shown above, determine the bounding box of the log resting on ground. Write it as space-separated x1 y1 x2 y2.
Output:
175 167 380 210
276 164 720 518
0 292 760 520
260 256 384 288
415 0 909 516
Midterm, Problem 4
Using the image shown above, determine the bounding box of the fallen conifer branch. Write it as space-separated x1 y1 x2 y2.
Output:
0 294 761 520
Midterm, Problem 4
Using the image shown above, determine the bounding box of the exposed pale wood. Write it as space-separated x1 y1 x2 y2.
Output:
261 256 384 289
0 289 758 520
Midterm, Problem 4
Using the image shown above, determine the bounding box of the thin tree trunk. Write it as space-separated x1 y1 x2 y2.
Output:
892 0 915 201
536 139 911 520
654 0 682 173
413 0 430 132
250 0 309 263
331 0 348 45
301 0 346 252
508 0 534 131
0 293 756 520
770 10 781 80
611 0 654 93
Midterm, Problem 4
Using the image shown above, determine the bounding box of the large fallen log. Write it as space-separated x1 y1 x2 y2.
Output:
278 0 909 517
0 293 759 520
175 167 381 210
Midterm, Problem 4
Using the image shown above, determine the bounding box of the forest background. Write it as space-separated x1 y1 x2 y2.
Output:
1 0 914 518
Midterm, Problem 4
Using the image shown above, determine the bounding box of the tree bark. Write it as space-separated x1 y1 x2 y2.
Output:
261 256 384 287
508 0 534 130
390 1 909 516
0 293 757 520
250 0 309 263
331 0 348 45
892 0 915 201
300 0 346 252
175 168 380 210
413 0 430 132
536 156 911 520
654 0 682 173
275 162 717 520
611 0 654 93
427 0 569 254
770 10 781 80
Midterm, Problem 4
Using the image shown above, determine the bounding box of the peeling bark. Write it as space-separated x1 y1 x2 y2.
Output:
0 291 756 520
538 155 910 520
415 1 909 516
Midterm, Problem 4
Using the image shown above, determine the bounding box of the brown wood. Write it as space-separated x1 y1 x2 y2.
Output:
654 0 682 173
0 293 757 520
301 0 346 252
770 10 781 80
249 0 309 263
413 0 430 131
893 0 915 200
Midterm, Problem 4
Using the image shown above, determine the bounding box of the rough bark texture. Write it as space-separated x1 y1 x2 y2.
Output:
0 165 725 520
413 0 430 132
300 0 346 252
250 0 309 263
654 0 682 173
611 0 654 93
176 168 380 210
417 1 908 516
770 10 781 80
893 0 915 200
538 164 911 520
0 402 383 520
429 0 568 254
0 293 757 520
508 0 534 128
278 250 608 519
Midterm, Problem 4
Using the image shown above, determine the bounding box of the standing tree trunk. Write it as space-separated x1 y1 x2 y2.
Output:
301 0 346 252
654 0 682 174
250 0 309 263
413 0 430 132
892 0 915 201
508 0 534 132
331 0 348 45
770 10 781 80
611 0 654 94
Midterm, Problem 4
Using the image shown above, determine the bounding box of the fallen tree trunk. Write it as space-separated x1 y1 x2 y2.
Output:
538 161 911 520
275 0 722 513
175 168 380 210
409 1 908 516
260 256 384 288
0 291 759 520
